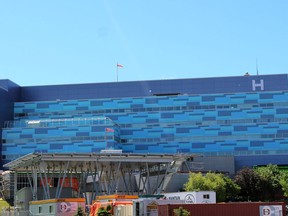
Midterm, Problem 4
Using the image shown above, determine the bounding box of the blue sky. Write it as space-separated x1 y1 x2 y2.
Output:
0 1 287 86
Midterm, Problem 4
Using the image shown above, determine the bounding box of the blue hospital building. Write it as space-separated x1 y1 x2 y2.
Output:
0 74 288 173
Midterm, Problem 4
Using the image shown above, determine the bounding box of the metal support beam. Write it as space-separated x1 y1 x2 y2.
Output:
159 163 170 194
121 168 129 194
37 164 49 200
26 167 34 198
44 165 51 199
32 166 38 200
153 164 161 194
56 161 70 198
13 171 17 213
146 162 151 194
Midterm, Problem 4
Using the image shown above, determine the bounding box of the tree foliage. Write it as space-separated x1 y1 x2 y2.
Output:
97 205 112 216
184 172 240 202
222 175 241 201
74 206 85 216
255 164 282 200
235 165 288 201
234 167 263 201
279 172 288 197
185 165 288 202
173 206 190 216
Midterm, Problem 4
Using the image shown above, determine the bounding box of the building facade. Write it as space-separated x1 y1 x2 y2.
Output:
1 74 288 171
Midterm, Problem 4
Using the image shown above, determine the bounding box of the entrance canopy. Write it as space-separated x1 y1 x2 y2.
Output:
4 152 194 204
4 152 188 172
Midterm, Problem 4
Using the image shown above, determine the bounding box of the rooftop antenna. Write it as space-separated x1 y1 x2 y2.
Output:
256 58 259 76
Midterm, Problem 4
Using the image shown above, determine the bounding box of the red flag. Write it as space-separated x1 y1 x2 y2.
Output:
106 128 114 132
117 64 123 68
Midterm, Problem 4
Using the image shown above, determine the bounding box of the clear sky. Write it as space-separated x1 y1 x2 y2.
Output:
0 1 287 86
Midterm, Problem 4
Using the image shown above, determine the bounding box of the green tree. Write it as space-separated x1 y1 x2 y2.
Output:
173 206 190 216
255 164 282 200
74 206 85 216
223 175 241 201
97 205 112 216
234 167 263 201
184 172 239 202
184 172 205 191
279 172 288 197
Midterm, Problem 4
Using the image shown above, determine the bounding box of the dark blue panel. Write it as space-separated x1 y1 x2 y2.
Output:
23 109 34 113
91 101 103 106
131 104 144 108
37 103 49 108
64 103 77 106
50 144 63 149
277 108 288 114
218 132 232 136
234 126 248 131
260 94 274 99
161 113 174 118
235 147 248 151
161 134 174 138
146 119 159 123
192 143 205 148
76 107 88 111
218 111 232 116
76 132 89 136
7 131 21 134
178 149 190 152
35 128 49 134
63 129 78 131
107 115 119 121
202 96 216 101
135 145 148 150
145 98 159 104
250 141 264 147
187 102 200 106
20 134 33 138
244 100 257 104
22 146 36 149
203 117 216 121
261 115 274 118
176 128 190 133
91 126 105 132
120 130 134 135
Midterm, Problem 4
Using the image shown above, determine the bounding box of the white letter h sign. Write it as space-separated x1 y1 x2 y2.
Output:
252 79 264 91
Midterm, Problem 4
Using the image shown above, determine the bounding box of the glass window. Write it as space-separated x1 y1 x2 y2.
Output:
203 194 210 199
49 205 53 213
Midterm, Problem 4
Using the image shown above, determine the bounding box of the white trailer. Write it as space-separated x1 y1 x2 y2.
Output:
162 191 216 204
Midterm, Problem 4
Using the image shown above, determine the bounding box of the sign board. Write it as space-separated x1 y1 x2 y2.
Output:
184 193 195 204
162 191 216 204
259 205 283 216
57 202 78 213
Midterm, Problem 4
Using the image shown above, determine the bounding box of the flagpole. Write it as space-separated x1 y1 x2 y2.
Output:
116 63 123 82
105 129 108 149
256 58 259 76
117 63 118 82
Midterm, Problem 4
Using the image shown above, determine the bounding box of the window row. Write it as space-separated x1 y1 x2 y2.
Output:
14 101 288 118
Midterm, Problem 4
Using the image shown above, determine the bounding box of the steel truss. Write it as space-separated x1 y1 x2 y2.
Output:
4 153 193 206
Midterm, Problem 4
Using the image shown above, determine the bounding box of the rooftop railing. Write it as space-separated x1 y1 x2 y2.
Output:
4 117 115 128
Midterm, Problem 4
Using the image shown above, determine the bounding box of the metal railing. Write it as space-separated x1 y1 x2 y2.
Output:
4 117 114 128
